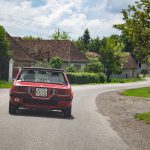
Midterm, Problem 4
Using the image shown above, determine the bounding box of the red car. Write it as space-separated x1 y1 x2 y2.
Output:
9 67 73 117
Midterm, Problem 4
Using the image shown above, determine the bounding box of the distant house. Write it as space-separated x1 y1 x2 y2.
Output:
140 63 150 73
85 52 138 78
6 34 35 81
6 34 88 81
4 33 138 81
113 53 138 78
15 38 88 70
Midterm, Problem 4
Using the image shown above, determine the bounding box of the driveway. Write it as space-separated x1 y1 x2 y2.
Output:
0 79 150 150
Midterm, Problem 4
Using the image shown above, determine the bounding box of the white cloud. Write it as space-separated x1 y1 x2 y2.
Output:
59 13 87 32
33 1 75 28
105 0 135 13
0 0 136 39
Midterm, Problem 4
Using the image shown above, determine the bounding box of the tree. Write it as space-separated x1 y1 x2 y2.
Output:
74 39 87 53
81 28 91 45
74 29 91 53
109 34 134 53
0 25 10 80
88 37 102 53
120 34 134 53
99 37 124 82
98 37 107 51
49 57 64 69
22 36 42 40
84 58 103 73
0 25 10 58
50 29 70 40
114 0 150 63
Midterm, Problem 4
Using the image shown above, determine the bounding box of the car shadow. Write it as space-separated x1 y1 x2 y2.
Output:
14 109 74 120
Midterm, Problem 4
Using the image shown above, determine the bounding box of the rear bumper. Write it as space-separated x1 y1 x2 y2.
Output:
10 93 72 110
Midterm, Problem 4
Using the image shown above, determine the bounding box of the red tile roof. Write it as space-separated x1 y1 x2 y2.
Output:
123 53 137 69
6 34 34 62
14 39 88 63
85 52 99 58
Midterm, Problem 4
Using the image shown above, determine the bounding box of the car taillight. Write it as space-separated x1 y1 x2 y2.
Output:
13 86 28 93
56 89 70 96
30 87 36 95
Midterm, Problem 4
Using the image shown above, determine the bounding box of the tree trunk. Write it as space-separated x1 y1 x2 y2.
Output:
106 70 112 82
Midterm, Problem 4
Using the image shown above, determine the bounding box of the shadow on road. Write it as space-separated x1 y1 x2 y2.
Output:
13 109 74 120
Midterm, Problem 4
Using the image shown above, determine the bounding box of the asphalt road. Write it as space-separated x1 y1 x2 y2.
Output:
0 79 150 150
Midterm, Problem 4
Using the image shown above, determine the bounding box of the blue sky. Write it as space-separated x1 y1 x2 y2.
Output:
0 0 136 39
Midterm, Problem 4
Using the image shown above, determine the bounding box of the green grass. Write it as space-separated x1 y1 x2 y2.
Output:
146 74 150 77
134 112 150 124
0 80 12 88
122 87 150 98
111 78 142 83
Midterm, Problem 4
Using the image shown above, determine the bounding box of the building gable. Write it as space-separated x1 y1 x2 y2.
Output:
6 34 34 62
123 53 137 69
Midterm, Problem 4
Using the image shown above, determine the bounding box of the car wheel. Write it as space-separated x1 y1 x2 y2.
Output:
9 102 17 114
63 106 72 117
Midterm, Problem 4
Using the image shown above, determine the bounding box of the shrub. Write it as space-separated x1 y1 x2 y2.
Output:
141 69 148 77
66 72 106 84
84 58 103 73
49 57 64 69
66 65 77 72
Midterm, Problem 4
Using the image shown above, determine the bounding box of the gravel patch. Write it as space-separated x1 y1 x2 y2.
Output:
96 91 150 150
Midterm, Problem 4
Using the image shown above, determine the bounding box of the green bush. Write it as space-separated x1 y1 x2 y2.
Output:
49 57 64 69
84 58 103 73
66 65 77 72
66 72 106 84
141 69 148 77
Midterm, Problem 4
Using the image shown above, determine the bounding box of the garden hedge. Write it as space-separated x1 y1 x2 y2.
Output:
66 72 106 84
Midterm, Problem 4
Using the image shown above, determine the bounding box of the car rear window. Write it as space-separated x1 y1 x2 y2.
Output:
17 70 67 84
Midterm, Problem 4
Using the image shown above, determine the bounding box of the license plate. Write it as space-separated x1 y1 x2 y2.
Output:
35 88 48 97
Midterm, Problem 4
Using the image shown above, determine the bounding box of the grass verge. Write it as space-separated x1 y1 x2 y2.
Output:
0 80 12 88
111 78 142 83
146 74 150 77
134 112 150 124
122 87 150 98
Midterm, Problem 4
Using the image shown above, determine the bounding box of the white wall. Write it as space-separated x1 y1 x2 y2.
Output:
141 63 150 73
113 68 137 78
8 59 14 81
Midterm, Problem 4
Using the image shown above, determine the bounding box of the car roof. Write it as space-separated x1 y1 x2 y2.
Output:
19 67 64 72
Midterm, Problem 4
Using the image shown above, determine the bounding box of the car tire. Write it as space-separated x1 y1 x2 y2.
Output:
9 102 17 114
63 106 72 117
